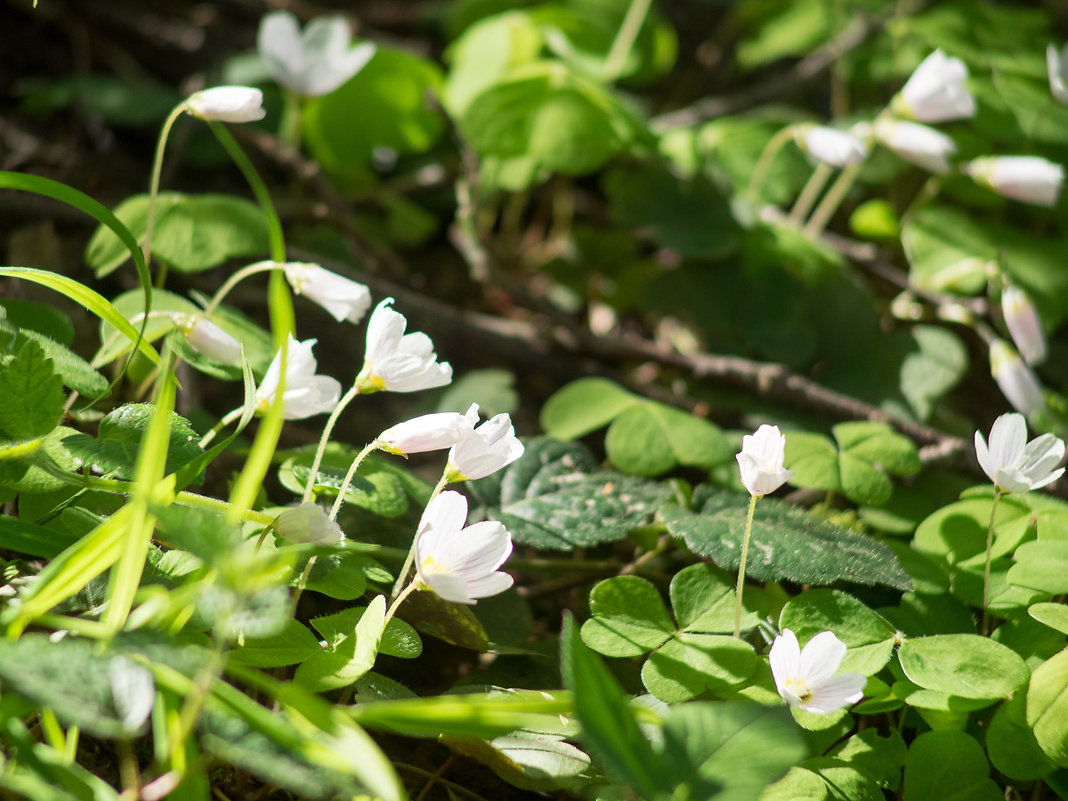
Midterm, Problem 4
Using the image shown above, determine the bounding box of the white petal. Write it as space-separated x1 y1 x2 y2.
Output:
798 630 847 683
768 630 801 696
804 672 866 714
185 86 265 123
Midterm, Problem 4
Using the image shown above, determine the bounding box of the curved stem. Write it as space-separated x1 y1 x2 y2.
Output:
143 103 188 271
301 384 361 504
291 555 317 617
603 0 653 81
733 493 759 638
746 126 797 204
202 261 281 317
199 406 246 448
384 581 419 628
328 442 380 521
788 162 833 225
804 160 861 236
390 474 450 600
982 489 1003 634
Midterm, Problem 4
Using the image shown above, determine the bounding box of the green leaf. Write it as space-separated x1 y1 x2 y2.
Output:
467 437 673 551
642 634 756 703
399 588 490 652
303 47 444 185
901 205 993 294
1009 541 1068 594
1028 602 1068 635
299 550 372 601
915 497 1033 566
902 730 1002 801
443 731 594 792
559 612 666 800
0 514 80 558
581 575 674 657
899 326 968 421
898 634 1029 700
606 401 731 476
63 404 204 480
86 192 268 276
660 489 912 591
670 562 740 633
657 701 804 801
736 0 835 70
228 619 323 668
0 338 64 439
779 590 897 675
540 376 639 441
18 330 109 398
295 596 387 692
1026 650 1068 767
0 298 74 344
280 447 410 518
830 729 907 790
986 695 1055 781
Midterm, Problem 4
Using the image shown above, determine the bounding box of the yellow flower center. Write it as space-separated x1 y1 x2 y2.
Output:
783 677 813 705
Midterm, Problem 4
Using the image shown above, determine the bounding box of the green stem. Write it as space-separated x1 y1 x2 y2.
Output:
390 474 450 600
202 261 281 317
199 405 246 448
982 489 1003 634
328 442 380 521
383 581 419 628
603 0 653 81
291 555 317 617
803 160 861 237
747 126 797 204
733 493 759 638
279 89 304 149
143 103 188 270
301 384 362 504
788 162 833 225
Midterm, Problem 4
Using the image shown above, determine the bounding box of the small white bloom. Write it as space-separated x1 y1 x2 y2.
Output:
1002 285 1046 365
736 424 794 497
872 119 956 174
258 11 375 97
445 404 525 482
974 412 1065 493
990 339 1045 418
414 490 513 604
171 313 242 364
892 49 976 123
966 156 1065 208
1048 44 1068 105
769 629 866 715
281 261 372 324
795 125 867 168
355 298 452 393
184 86 265 122
256 335 341 419
376 412 467 456
274 503 343 545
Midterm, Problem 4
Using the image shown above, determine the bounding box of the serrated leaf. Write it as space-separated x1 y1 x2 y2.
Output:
63 404 204 480
467 436 672 551
86 192 268 276
0 338 64 439
660 489 912 591
18 330 109 398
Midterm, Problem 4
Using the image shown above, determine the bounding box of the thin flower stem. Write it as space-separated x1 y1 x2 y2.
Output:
199 406 245 448
143 103 188 270
982 489 1003 634
291 556 317 617
788 162 833 225
804 160 861 236
384 581 419 628
603 0 653 81
202 261 281 317
734 493 760 638
328 442 380 521
390 474 450 601
301 384 362 504
279 89 304 149
747 126 797 203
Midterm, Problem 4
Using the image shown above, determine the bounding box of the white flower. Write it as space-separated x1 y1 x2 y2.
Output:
769 629 866 715
445 404 525 482
872 119 956 174
256 335 341 419
414 491 513 604
892 49 976 123
966 156 1065 208
281 261 372 324
1048 44 1068 105
354 298 452 393
736 424 794 497
974 412 1065 493
257 11 376 97
274 503 344 545
990 339 1045 417
184 86 265 122
376 412 467 456
1002 285 1046 365
795 125 867 168
171 313 242 364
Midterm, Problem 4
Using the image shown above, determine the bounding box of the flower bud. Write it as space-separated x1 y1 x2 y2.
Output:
966 156 1065 208
376 412 467 456
990 339 1044 417
1002 285 1046 365
281 261 371 324
872 119 956 174
171 314 242 364
795 125 867 168
1048 43 1068 105
274 503 343 545
891 49 975 123
184 86 266 122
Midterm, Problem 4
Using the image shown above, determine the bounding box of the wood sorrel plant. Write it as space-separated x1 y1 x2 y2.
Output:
3 2 1068 800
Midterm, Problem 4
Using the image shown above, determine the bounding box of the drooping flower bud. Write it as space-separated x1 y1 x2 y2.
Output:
891 49 975 123
966 156 1065 208
872 119 956 174
1002 285 1047 365
275 503 344 545
990 339 1044 417
795 125 867 168
171 313 242 364
184 86 266 122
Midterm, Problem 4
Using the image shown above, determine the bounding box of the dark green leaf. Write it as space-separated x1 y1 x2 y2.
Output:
0 338 64 439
